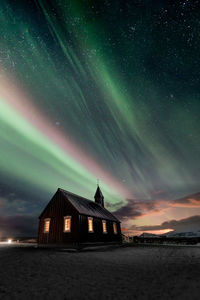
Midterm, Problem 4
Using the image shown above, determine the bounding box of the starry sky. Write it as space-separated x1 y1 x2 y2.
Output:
0 0 200 237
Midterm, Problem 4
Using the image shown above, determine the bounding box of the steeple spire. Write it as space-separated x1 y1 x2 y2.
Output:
94 185 104 207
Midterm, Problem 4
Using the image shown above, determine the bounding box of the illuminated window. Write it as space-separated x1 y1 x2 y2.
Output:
113 222 117 234
44 218 50 233
88 217 93 233
64 216 71 232
102 220 107 234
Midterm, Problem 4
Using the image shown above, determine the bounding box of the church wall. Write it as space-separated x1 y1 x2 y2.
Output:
38 190 79 244
79 214 122 243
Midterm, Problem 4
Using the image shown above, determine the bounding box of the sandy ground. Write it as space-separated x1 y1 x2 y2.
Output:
0 243 199 300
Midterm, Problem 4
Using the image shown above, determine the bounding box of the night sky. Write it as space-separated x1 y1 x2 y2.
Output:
0 0 200 237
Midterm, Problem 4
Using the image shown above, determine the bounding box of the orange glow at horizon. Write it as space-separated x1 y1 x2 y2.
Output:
143 229 174 235
121 228 174 236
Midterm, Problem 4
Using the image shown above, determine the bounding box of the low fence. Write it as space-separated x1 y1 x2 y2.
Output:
132 236 200 245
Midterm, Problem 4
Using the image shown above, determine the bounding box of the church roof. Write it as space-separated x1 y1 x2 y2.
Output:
59 188 119 222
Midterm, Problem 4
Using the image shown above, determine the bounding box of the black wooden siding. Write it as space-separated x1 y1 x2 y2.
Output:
38 189 122 245
79 215 121 243
38 190 79 244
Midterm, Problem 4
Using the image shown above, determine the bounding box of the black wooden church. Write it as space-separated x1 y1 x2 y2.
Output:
38 186 122 247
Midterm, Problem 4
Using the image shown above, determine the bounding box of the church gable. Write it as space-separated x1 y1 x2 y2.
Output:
39 189 78 219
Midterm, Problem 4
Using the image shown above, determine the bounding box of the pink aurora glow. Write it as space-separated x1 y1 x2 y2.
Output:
0 72 131 198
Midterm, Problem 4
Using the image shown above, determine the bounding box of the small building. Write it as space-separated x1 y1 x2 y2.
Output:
38 186 122 248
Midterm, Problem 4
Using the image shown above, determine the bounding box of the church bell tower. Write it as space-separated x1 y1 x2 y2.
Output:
94 185 104 207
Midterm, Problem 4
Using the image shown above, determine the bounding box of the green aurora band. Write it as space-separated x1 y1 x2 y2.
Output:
0 0 199 220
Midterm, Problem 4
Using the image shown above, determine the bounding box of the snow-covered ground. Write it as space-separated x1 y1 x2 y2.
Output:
0 243 199 299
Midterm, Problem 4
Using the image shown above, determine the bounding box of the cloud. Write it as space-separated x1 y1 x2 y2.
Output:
0 182 48 216
112 198 163 221
113 199 142 220
113 192 200 222
105 201 124 210
113 192 200 235
0 215 38 237
172 192 200 208
133 215 200 233
0 198 4 208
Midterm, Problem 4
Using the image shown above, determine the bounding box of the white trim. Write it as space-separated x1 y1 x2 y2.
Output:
113 222 117 234
44 218 51 233
102 220 107 234
88 217 94 233
63 216 71 232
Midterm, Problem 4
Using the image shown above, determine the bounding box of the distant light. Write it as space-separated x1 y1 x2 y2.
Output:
8 239 12 244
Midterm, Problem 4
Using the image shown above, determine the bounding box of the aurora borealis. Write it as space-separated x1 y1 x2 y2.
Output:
0 0 200 236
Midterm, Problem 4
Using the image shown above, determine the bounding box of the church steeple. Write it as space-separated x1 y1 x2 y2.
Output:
94 185 104 207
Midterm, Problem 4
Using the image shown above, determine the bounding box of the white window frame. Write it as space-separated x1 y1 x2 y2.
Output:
63 216 71 232
113 222 117 234
44 218 51 233
102 220 107 234
88 217 94 233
